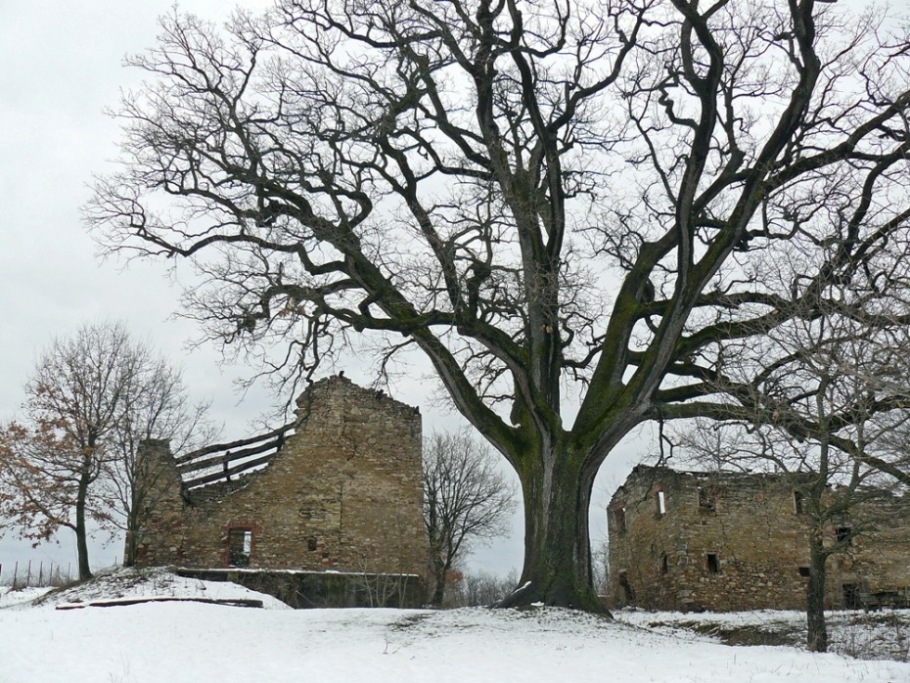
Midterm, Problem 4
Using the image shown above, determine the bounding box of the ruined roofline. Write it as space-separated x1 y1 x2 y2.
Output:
176 375 384 471
179 374 420 491
175 423 293 468
628 463 904 490
609 464 810 505
624 463 795 482
181 449 281 491
614 463 904 504
177 423 293 491
297 373 421 415
628 463 818 481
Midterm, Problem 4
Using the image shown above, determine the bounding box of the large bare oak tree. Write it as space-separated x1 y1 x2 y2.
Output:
89 0 910 609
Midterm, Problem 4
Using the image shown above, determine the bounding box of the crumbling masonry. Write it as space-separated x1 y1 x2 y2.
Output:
608 465 910 611
133 376 427 601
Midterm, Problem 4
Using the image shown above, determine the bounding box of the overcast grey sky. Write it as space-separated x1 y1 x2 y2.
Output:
0 1 648 578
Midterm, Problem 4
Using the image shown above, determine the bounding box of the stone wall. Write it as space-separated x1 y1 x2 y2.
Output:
135 376 427 582
176 568 423 609
608 466 910 611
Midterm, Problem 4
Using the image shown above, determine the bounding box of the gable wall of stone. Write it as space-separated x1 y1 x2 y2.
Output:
136 377 426 577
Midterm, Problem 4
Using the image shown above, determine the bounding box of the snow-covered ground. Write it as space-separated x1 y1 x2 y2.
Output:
619 607 910 663
1 570 909 683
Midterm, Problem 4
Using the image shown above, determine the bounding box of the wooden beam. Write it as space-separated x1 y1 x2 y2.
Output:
177 436 284 474
174 423 293 466
183 453 276 489
56 597 264 609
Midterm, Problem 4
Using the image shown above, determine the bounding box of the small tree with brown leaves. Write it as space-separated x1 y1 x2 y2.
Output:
0 420 109 581
0 323 208 579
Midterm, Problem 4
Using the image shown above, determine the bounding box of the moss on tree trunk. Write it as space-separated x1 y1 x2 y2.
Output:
498 447 608 613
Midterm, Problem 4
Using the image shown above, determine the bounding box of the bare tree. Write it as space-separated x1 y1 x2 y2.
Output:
423 429 516 606
591 538 611 599
675 303 910 651
0 322 207 579
88 0 910 609
453 569 521 607
107 359 212 567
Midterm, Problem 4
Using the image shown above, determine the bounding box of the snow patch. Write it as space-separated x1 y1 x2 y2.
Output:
1 573 908 681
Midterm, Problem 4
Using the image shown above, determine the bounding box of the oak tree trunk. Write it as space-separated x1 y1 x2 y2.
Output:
499 447 607 613
123 526 138 568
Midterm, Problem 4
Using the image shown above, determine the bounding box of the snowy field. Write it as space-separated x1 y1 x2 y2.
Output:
1 571 909 683
620 607 910 662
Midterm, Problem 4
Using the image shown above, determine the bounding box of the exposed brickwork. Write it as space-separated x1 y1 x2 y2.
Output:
135 376 427 580
608 466 910 611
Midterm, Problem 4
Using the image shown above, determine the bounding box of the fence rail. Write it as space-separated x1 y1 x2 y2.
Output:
0 560 74 589
175 423 294 467
176 423 295 490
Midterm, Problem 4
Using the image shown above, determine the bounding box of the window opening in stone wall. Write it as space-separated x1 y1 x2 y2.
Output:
706 553 719 574
660 553 668 575
794 490 805 514
656 490 667 516
697 486 716 511
836 526 852 547
842 583 861 609
613 506 627 534
227 528 252 567
307 536 318 552
798 566 810 578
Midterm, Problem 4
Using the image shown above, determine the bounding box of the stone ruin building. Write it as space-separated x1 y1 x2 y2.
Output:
608 465 910 612
132 375 427 607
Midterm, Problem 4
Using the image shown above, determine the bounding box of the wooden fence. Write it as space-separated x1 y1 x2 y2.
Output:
0 560 74 588
175 423 295 489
